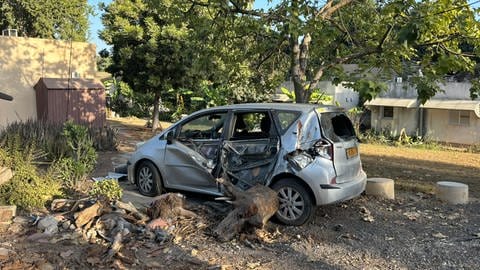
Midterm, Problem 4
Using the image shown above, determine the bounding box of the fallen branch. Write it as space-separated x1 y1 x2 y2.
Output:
114 200 149 224
146 193 197 220
74 201 106 229
214 178 279 242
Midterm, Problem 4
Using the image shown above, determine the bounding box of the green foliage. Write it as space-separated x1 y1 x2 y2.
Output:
89 179 123 202
410 76 443 104
0 0 92 41
469 79 480 100
204 0 480 103
343 80 388 102
48 157 87 190
0 120 116 159
359 129 441 150
280 87 333 104
61 121 97 184
0 120 67 160
0 143 63 210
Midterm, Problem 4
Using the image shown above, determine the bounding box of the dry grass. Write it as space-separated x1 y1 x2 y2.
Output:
361 143 480 197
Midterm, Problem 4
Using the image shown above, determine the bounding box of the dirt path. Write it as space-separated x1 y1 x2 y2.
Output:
361 144 480 197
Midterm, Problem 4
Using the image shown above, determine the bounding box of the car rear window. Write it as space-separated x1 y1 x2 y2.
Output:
319 112 356 142
274 111 301 134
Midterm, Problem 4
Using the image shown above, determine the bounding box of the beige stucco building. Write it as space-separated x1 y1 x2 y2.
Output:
0 36 98 127
365 82 480 145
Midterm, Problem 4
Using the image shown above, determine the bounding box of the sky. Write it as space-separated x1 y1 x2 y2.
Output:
87 0 276 53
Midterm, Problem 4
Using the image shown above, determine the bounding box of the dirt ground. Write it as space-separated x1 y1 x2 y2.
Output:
1 117 479 270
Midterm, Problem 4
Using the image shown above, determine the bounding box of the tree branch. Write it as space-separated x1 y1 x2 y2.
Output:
440 44 475 57
315 0 355 20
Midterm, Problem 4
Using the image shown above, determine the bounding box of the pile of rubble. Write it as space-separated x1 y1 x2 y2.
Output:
2 193 210 268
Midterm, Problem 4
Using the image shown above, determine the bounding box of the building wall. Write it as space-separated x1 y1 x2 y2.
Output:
383 81 473 100
0 36 97 127
370 106 418 136
425 109 480 145
278 81 359 110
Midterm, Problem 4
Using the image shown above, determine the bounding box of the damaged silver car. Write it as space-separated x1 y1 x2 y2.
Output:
127 103 367 225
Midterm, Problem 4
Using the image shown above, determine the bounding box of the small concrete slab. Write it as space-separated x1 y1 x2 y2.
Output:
436 181 468 204
366 178 395 200
0 167 13 186
0 205 17 223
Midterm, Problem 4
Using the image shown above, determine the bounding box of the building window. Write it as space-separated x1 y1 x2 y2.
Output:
449 110 470 126
382 107 394 119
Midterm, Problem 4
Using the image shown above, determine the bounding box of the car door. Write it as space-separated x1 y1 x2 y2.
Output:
163 111 228 194
221 110 280 190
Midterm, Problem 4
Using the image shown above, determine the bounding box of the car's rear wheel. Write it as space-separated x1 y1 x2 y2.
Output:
136 160 162 197
271 178 314 226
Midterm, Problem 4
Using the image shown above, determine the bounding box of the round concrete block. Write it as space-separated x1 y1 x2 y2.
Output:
436 181 468 204
366 178 395 200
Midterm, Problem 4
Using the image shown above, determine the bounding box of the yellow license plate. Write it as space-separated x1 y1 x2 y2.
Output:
346 146 358 159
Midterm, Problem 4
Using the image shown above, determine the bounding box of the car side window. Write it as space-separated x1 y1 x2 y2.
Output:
232 112 274 139
178 113 226 140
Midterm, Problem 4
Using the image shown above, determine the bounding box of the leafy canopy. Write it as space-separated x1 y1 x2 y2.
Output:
0 0 91 41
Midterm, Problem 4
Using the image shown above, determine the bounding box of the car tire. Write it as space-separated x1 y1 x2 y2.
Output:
136 160 162 197
271 178 314 226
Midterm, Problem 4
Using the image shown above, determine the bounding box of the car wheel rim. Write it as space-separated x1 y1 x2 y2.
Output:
138 166 153 193
277 187 304 221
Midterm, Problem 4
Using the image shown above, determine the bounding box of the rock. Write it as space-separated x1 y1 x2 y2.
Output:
12 216 30 224
27 232 53 242
36 261 54 270
0 205 16 223
60 250 74 259
0 247 14 259
0 166 13 186
37 215 59 234
62 220 71 230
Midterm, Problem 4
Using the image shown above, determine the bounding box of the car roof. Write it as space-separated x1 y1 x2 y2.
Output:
197 103 344 114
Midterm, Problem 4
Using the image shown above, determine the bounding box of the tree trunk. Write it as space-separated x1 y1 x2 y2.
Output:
291 31 313 104
151 93 162 132
214 178 278 242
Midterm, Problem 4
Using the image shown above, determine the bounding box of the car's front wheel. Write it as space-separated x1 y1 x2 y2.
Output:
136 160 162 197
271 178 314 226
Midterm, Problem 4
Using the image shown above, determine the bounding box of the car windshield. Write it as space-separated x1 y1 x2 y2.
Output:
319 112 356 142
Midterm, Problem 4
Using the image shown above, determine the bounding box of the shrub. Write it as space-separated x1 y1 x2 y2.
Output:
0 144 63 210
89 179 123 202
0 120 117 159
48 157 88 190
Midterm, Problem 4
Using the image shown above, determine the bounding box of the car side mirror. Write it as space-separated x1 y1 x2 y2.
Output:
166 130 174 144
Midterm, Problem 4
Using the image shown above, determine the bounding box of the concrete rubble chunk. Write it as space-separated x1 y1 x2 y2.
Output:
0 166 14 186
0 205 16 223
37 215 59 234
436 181 469 204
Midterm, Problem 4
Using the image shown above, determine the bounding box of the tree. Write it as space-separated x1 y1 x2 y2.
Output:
0 0 91 41
204 0 480 103
100 0 283 127
101 0 199 130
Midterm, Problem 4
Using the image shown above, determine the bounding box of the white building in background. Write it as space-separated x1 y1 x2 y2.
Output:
364 81 480 145
272 80 359 110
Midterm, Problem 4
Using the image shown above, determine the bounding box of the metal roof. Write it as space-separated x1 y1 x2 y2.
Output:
364 98 418 108
421 100 480 118
38 78 104 90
